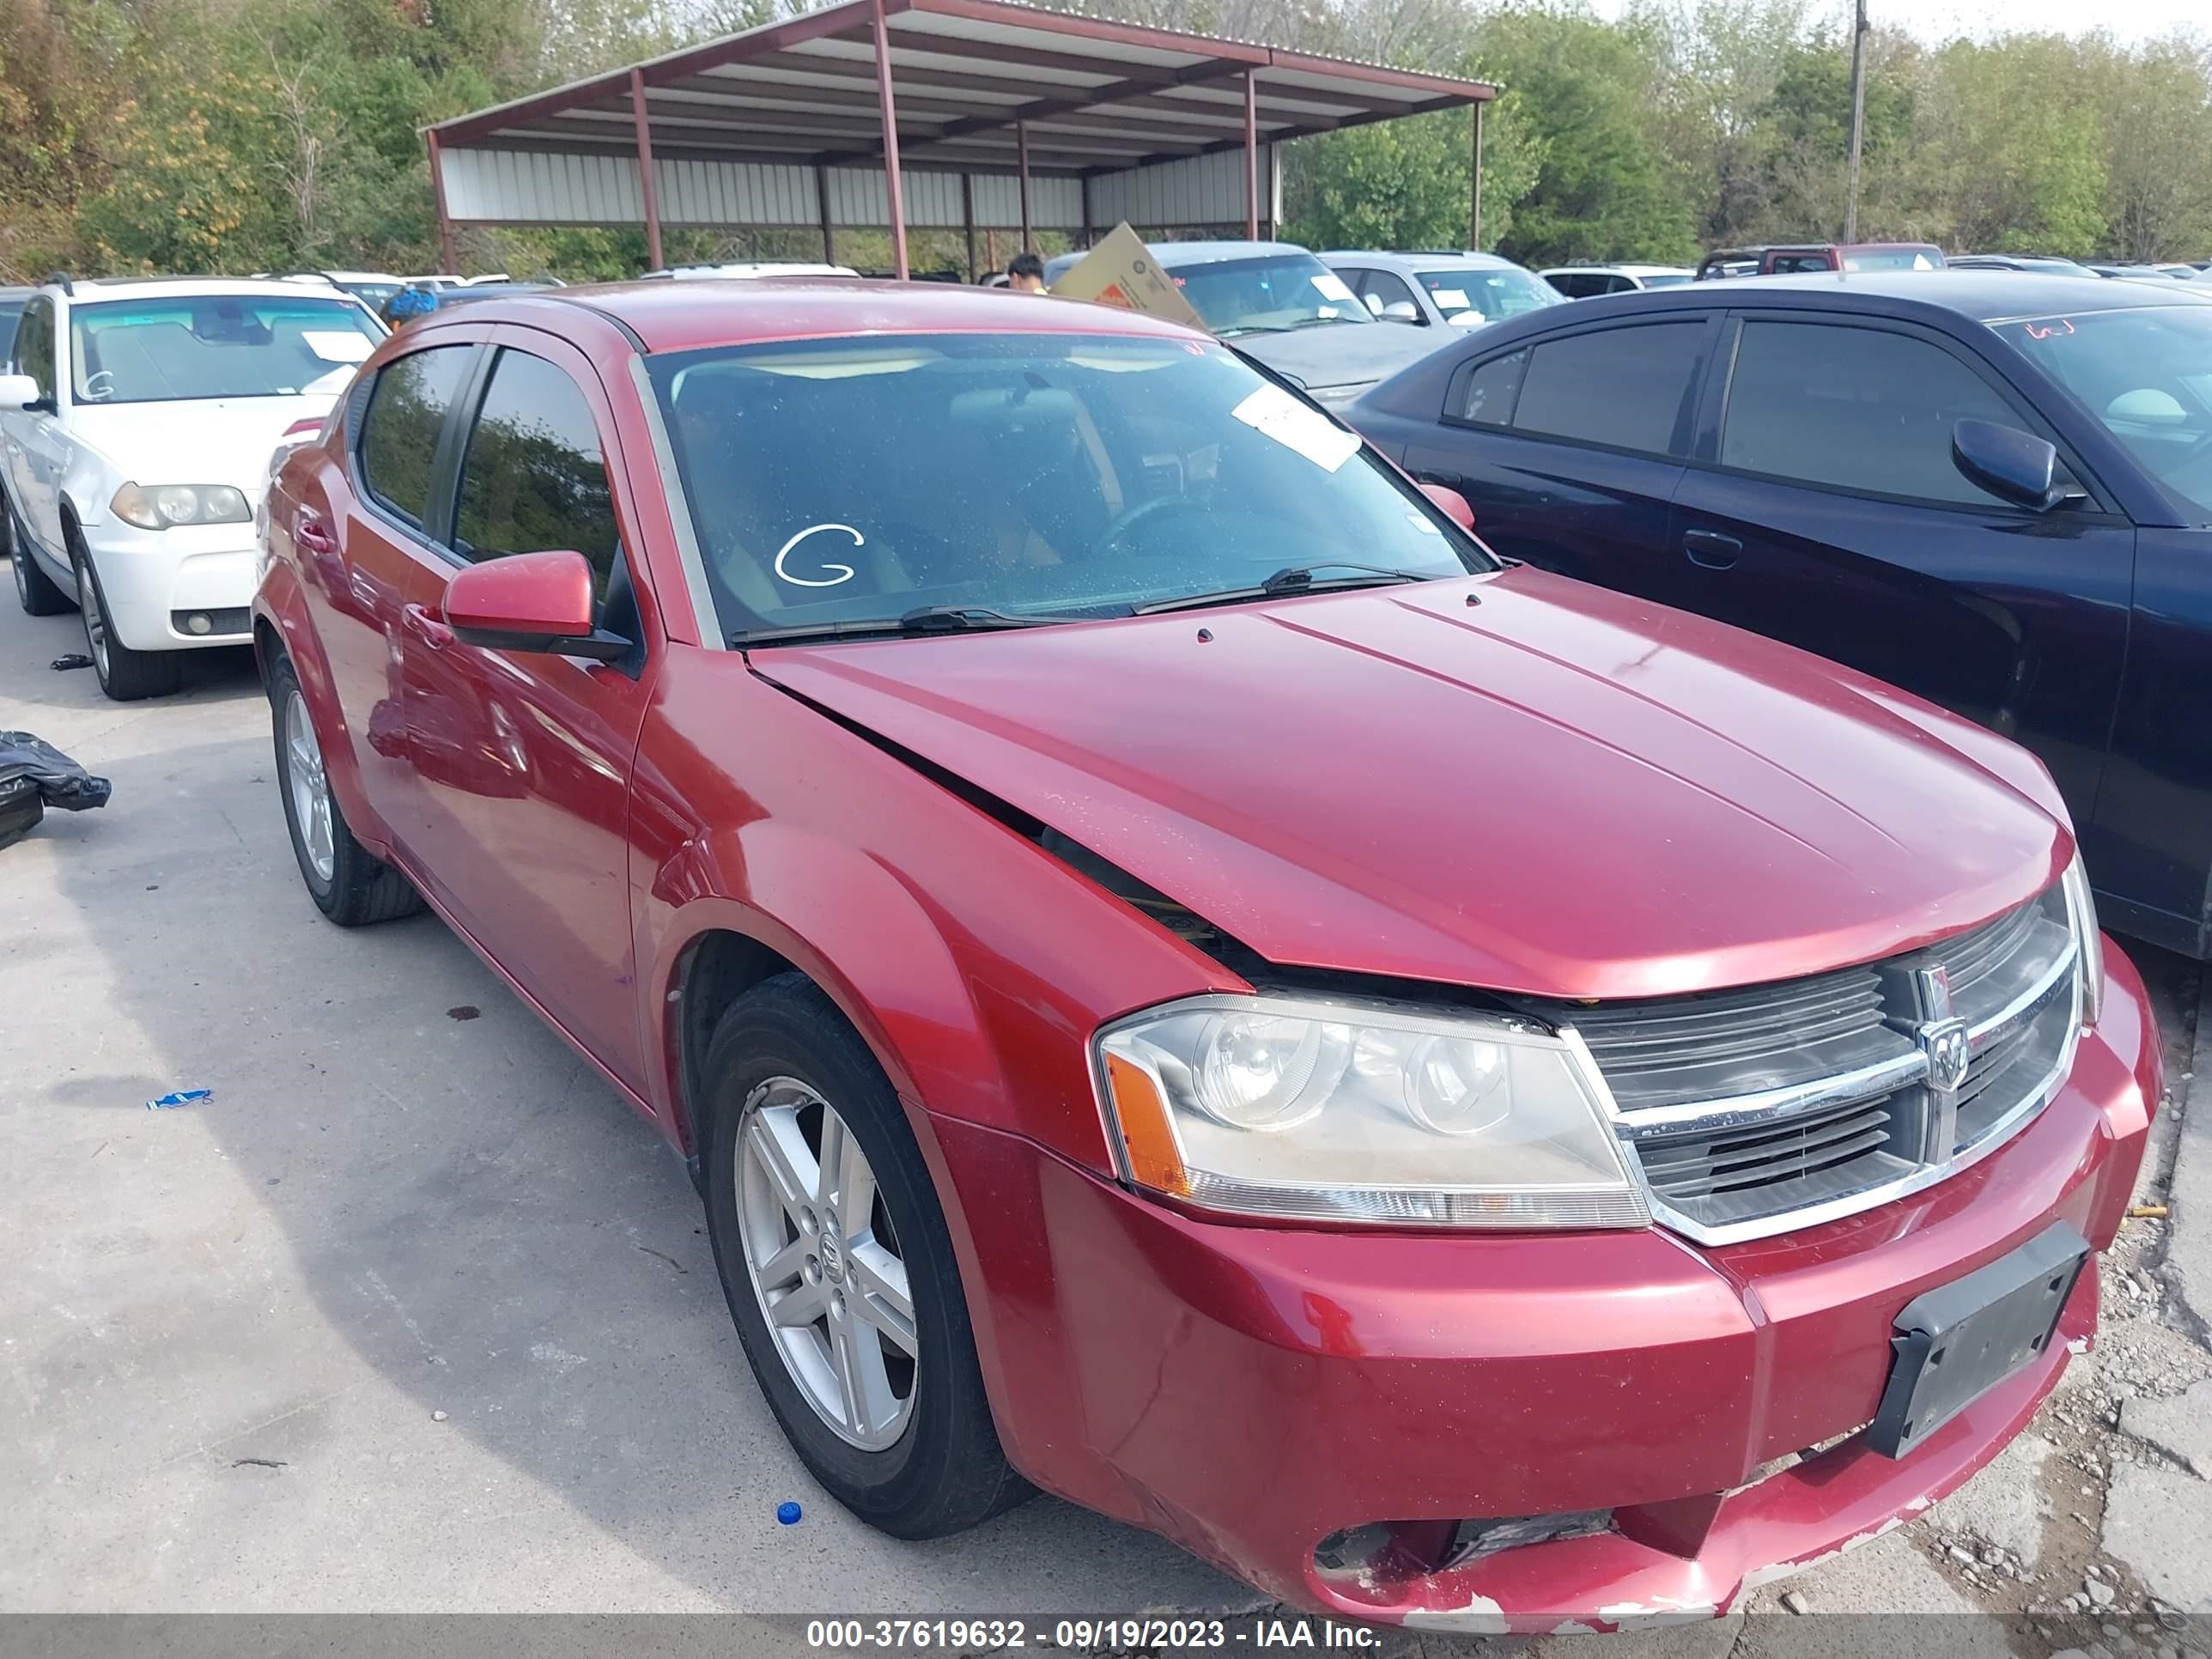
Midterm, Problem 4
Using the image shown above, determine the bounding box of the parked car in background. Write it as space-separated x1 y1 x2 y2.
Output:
1042 240 1450 404
1349 270 2212 957
1949 254 2097 276
258 276 2153 1632
1696 242 1945 278
2 275 384 698
274 270 414 315
423 282 560 309
1318 250 1565 328
1539 263 1695 296
644 262 860 280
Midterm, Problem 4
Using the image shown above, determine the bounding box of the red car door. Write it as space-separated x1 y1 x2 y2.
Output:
308 334 486 847
392 330 660 1093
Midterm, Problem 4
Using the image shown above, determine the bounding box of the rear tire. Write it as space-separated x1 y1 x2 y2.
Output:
70 526 180 701
702 973 1030 1540
269 653 422 927
6 494 72 617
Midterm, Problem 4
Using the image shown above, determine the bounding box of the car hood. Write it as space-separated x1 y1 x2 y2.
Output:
69 392 345 499
1232 319 1451 394
750 568 2070 1001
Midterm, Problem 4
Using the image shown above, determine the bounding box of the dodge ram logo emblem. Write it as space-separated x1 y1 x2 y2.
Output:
1921 1018 1972 1093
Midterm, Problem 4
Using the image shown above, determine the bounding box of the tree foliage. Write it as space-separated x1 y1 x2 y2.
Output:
4 0 2212 283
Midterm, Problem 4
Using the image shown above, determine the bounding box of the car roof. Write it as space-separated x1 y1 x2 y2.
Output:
1320 250 1524 271
429 276 1213 355
1644 269 2212 320
54 276 376 305
1148 240 1311 265
1537 264 1692 276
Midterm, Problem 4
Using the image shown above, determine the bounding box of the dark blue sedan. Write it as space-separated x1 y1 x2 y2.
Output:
1349 270 2212 959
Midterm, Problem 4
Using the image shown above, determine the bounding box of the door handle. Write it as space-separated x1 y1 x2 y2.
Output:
1682 528 1742 569
401 602 454 649
295 518 335 554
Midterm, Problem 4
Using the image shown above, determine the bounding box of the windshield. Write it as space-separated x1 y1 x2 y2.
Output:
647 331 1486 637
70 296 380 404
1994 307 2212 519
1165 253 1371 335
1417 267 1565 322
0 300 22 361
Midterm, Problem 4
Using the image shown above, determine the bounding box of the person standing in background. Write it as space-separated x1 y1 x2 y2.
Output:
1006 252 1047 294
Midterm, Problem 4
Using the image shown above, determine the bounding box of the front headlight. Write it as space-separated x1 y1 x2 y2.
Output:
112 482 252 530
1095 994 1649 1229
2062 851 2106 1026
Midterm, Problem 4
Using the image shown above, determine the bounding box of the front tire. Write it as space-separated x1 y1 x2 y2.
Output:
6 495 72 617
70 527 180 700
269 653 422 927
702 974 1030 1539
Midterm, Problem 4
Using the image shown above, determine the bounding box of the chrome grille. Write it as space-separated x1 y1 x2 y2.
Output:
1535 879 2082 1244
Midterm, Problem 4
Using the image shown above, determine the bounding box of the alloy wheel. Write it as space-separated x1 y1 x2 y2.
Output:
736 1077 918 1450
284 687 336 884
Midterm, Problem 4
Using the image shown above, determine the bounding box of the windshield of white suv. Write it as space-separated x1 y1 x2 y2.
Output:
69 295 380 404
648 331 1487 639
1993 306 2212 519
1164 254 1372 337
1416 267 1567 322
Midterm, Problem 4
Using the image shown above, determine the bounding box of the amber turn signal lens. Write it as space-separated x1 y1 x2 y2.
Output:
1105 1054 1189 1196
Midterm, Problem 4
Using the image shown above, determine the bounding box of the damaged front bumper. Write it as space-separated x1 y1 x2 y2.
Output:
927 942 2158 1633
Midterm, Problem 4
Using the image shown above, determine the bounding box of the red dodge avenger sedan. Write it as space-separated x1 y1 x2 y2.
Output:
257 280 2156 1632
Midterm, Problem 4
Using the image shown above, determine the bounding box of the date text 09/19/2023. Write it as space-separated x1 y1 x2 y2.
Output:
803 1617 1382 1649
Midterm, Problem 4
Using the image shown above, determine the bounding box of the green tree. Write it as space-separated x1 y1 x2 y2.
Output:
1475 6 1699 266
1282 94 1542 253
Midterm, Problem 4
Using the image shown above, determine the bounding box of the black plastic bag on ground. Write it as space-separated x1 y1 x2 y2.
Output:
0 732 113 850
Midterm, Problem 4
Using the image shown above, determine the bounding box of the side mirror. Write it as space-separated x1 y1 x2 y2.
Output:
1420 483 1476 532
1951 418 2079 512
0 373 42 410
1381 300 1421 324
441 550 626 660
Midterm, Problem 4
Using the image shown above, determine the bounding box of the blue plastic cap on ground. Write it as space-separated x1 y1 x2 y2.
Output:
776 1501 802 1525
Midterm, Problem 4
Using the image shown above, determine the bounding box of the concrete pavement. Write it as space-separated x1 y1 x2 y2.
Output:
2 577 2208 1649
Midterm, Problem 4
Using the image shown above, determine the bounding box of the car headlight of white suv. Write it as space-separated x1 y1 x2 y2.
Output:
112 482 252 530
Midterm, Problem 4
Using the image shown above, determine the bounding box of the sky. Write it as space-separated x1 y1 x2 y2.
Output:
1584 0 2209 46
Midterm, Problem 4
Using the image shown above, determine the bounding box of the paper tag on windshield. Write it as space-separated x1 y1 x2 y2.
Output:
1231 385 1361 472
1311 272 1356 302
302 331 375 364
1429 288 1471 310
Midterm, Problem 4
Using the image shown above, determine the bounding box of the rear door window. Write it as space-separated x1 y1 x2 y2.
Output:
359 344 474 530
1450 349 1528 427
1510 322 1705 456
1718 320 2027 506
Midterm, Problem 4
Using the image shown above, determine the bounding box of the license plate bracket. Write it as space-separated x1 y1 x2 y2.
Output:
1868 1220 2089 1460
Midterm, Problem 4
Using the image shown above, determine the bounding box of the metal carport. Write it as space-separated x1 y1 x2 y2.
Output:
422 0 1494 279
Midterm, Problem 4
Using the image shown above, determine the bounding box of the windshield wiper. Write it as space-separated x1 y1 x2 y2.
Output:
1132 562 1431 616
1214 324 1290 338
732 605 1056 647
1285 313 1358 329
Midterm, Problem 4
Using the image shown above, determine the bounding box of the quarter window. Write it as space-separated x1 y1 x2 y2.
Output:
1454 349 1528 426
1720 321 2027 506
452 349 621 594
359 345 473 528
1511 322 1705 456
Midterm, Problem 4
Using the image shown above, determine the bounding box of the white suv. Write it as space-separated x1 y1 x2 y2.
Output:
2 276 382 698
